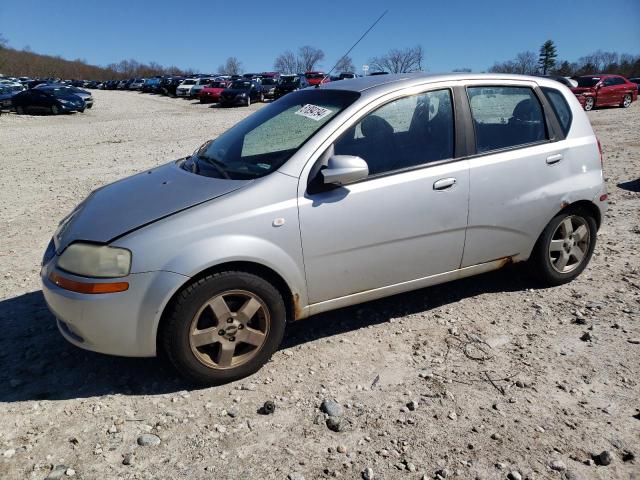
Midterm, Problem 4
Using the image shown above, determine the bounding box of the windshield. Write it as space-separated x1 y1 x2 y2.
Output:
182 79 196 85
231 81 251 89
261 78 276 85
184 89 360 180
577 77 600 87
47 88 75 98
207 82 226 89
280 76 298 85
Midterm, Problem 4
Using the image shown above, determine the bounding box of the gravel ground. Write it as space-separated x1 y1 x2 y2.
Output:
0 90 638 480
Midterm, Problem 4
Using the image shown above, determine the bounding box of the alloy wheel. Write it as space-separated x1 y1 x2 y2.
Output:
584 97 594 111
188 289 270 369
548 215 590 274
623 95 631 108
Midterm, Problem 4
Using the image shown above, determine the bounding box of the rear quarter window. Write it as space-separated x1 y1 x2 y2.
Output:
541 87 572 136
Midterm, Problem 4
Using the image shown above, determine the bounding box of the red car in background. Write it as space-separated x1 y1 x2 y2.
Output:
305 71 330 86
199 80 230 104
570 74 637 111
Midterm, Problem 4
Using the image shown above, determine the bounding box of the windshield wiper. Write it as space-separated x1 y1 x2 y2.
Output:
195 155 231 180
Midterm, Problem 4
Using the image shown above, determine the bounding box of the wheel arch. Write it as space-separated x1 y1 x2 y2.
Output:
156 260 298 357
558 199 602 229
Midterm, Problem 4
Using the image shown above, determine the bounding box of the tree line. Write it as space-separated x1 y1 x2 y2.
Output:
488 40 640 78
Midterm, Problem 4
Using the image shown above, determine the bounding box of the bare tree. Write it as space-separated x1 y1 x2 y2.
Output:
514 51 538 74
217 56 243 75
369 45 424 73
274 50 298 74
333 55 355 73
298 46 325 71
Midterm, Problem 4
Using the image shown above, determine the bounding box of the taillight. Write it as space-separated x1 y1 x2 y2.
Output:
597 138 604 168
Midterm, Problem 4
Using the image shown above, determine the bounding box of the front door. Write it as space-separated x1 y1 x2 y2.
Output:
298 88 469 305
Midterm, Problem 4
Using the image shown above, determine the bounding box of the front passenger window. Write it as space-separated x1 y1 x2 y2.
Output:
333 89 454 176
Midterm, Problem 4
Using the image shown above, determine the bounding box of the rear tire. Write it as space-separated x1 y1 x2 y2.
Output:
528 208 597 286
161 271 286 385
584 97 595 111
246 97 251 107
50 105 60 115
621 94 632 108
15 105 25 115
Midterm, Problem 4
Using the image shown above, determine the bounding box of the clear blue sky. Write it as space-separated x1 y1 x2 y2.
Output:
1 0 639 74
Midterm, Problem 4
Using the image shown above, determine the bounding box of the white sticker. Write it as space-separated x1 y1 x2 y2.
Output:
295 104 333 121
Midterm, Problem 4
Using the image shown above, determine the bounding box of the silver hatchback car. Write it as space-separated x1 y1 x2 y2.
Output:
41 73 607 384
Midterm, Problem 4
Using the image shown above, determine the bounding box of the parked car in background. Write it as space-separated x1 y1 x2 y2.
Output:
129 78 145 90
305 71 329 86
142 78 161 93
163 77 185 97
339 72 358 80
0 85 20 112
273 74 309 99
190 78 217 98
629 78 640 92
219 79 263 106
12 86 85 114
176 78 197 98
260 77 278 99
570 74 637 111
35 84 94 109
198 80 229 103
40 73 607 385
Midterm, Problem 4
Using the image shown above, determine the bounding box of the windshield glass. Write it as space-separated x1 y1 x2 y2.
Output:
207 82 225 89
231 81 251 89
47 88 75 98
185 89 360 180
577 77 600 87
261 78 276 85
182 79 196 85
280 76 298 85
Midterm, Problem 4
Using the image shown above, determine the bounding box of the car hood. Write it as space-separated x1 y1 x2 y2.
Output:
53 160 251 252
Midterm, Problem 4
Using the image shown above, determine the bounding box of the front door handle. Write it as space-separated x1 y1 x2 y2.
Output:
433 177 456 190
546 154 563 164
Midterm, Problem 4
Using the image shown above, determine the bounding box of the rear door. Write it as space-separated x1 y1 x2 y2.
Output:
461 81 569 267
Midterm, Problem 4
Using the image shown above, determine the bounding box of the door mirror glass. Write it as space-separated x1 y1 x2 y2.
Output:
321 155 369 185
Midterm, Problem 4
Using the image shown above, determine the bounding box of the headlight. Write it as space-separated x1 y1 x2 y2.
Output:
238 92 247 97
59 99 70 105
57 243 131 278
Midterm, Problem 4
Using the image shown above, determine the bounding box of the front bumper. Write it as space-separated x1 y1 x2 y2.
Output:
176 89 192 97
41 262 188 357
220 95 247 105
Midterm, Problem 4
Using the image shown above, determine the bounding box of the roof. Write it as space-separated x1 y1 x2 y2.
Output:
319 72 564 95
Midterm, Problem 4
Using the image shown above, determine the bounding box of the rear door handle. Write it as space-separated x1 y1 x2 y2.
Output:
546 154 563 165
433 177 456 190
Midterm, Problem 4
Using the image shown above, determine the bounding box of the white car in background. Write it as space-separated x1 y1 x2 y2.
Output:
129 79 145 90
176 78 198 97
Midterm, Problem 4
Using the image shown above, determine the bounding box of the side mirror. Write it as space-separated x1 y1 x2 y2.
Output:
321 155 369 185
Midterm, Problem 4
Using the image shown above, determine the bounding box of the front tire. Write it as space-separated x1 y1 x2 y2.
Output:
50 104 60 115
621 94 632 108
161 271 286 385
246 96 251 107
528 208 597 286
15 105 25 115
584 97 595 111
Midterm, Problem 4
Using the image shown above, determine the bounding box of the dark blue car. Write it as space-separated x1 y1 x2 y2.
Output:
12 86 85 115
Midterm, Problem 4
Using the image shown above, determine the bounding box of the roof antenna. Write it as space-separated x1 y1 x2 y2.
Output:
318 10 388 87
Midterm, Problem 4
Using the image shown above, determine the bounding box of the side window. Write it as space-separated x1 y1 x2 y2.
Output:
542 87 572 136
467 86 547 153
333 89 454 176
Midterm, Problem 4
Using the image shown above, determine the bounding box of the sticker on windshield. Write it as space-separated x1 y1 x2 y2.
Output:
295 104 333 121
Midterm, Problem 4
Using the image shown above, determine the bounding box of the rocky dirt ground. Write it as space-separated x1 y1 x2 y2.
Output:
0 90 638 480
